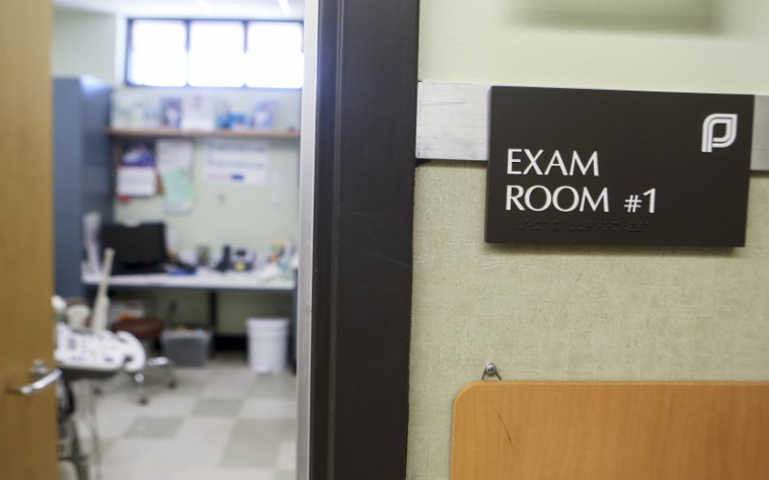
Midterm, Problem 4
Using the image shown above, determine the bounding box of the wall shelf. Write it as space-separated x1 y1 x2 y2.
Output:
106 127 300 140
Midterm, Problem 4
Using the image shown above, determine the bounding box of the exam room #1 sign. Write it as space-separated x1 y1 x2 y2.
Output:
485 86 754 246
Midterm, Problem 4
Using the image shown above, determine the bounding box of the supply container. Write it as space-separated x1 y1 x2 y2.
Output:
161 329 211 367
247 318 289 373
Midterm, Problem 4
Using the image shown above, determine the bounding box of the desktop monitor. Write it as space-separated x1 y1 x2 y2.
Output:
101 222 168 274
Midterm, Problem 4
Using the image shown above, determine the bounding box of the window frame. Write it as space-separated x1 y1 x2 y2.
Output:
124 17 304 89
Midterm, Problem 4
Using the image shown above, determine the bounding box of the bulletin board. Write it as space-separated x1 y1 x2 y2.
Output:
451 381 769 480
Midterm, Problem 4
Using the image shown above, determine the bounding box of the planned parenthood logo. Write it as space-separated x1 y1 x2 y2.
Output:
702 113 738 153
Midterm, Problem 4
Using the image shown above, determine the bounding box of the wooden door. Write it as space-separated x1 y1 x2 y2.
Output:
0 0 58 478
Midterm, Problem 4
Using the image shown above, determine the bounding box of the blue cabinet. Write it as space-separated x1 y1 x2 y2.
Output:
53 77 112 298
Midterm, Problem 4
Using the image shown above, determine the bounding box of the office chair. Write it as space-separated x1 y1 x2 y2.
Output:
110 317 177 405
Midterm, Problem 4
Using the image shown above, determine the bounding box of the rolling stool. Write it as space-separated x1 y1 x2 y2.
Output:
110 317 177 405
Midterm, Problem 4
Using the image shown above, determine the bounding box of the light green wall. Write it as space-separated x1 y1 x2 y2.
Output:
419 0 769 94
409 1 769 479
51 7 123 85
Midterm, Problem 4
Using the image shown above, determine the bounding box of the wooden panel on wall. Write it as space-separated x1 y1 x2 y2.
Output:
452 382 769 480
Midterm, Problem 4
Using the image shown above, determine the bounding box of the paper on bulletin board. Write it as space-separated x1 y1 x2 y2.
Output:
116 167 156 196
160 170 195 214
156 139 194 214
157 140 193 172
204 140 268 186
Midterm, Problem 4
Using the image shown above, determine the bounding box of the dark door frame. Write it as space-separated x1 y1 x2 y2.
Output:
308 0 420 478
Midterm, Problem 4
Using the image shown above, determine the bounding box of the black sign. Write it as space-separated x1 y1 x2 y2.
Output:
485 86 754 246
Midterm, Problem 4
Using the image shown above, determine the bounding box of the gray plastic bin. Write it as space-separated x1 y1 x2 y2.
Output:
161 329 211 367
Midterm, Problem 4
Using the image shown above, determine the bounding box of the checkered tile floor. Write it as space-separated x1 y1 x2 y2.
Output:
88 353 296 480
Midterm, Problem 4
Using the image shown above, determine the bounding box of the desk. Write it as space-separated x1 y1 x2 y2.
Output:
82 269 295 291
82 269 297 360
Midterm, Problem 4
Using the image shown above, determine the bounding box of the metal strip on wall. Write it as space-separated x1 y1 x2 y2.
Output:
416 81 769 171
753 96 769 171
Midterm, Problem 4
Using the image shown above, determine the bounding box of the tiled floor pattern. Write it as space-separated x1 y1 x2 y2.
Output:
87 353 296 480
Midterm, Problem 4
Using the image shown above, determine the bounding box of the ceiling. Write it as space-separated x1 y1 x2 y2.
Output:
53 0 304 19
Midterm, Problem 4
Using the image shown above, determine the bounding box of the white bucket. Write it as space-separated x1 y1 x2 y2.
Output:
247 318 289 374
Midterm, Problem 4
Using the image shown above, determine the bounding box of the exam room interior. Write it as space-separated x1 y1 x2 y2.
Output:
52 1 303 479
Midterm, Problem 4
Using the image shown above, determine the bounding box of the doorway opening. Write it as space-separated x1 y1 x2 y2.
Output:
51 2 306 479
